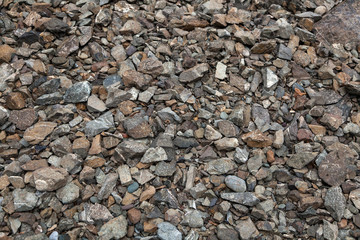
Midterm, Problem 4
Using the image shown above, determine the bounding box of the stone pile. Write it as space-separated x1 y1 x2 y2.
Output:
1 0 360 239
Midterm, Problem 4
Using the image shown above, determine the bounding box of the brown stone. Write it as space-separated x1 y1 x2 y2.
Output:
319 143 357 186
8 108 37 130
0 175 10 190
242 130 272 148
138 58 164 77
89 135 102 155
122 70 149 89
118 100 137 116
21 159 48 171
297 129 313 142
308 124 327 135
33 167 68 191
143 218 163 233
127 121 152 139
122 192 137 205
251 40 277 54
293 50 311 67
140 185 156 202
6 92 26 110
127 208 141 224
85 157 106 168
72 137 90 158
0 44 16 63
23 121 57 144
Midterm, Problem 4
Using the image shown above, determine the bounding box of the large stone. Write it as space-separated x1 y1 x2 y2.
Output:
314 0 360 45
235 218 259 240
44 18 70 33
319 143 357 186
56 182 80 204
157 222 182 240
33 167 68 191
205 158 236 175
23 122 57 144
123 116 152 139
85 111 114 137
138 58 164 77
9 109 37 130
287 152 318 169
324 186 346 221
0 44 16 63
242 130 272 148
13 189 38 212
98 215 128 240
64 81 91 103
141 147 167 163
179 63 209 83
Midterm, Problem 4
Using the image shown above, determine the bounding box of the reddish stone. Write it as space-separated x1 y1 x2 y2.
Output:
127 208 141 224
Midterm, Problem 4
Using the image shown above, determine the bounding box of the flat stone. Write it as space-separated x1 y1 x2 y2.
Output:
179 63 209 83
0 44 15 63
80 203 113 223
215 62 227 79
6 92 26 110
44 18 69 33
123 116 152 139
87 95 106 112
234 147 249 163
214 137 239 151
242 130 272 148
235 218 259 240
97 173 118 200
9 109 37 130
138 58 164 77
220 192 259 206
262 68 279 89
23 122 57 144
287 152 318 169
205 158 236 175
85 111 114 137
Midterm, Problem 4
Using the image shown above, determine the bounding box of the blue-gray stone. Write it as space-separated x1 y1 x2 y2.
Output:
64 81 91 103
127 182 139 193
103 75 123 89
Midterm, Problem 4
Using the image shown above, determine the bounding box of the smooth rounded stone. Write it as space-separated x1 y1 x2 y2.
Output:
205 158 236 175
141 147 167 163
56 182 80 204
324 186 346 221
127 182 139 193
225 175 247 192
13 189 38 212
157 222 182 240
98 215 128 240
64 81 91 103
33 167 68 191
49 231 59 240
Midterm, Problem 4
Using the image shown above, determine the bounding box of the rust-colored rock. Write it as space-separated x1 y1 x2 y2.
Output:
242 130 273 148
23 122 57 144
6 92 26 110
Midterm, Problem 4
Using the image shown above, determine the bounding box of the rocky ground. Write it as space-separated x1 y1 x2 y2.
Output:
1 0 360 239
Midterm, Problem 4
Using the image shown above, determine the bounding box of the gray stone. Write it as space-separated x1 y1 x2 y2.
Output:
204 125 222 140
79 203 114 223
234 147 249 163
287 152 318 169
189 182 207 199
323 220 338 240
56 182 80 204
324 186 346 221
343 123 360 136
98 215 127 240
215 62 227 79
247 149 265 175
182 210 204 228
0 105 9 125
97 173 118 200
214 137 239 151
157 222 182 240
155 162 176 176
278 44 292 60
225 175 247 192
141 147 167 163
220 192 259 206
105 89 132 107
229 105 245 127
13 189 38 212
205 158 236 175
44 18 70 33
64 81 91 103
158 107 182 123
262 68 278 89
85 111 114 137
235 218 259 240
179 63 209 83
60 153 82 174
35 92 63 105
103 75 123 90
